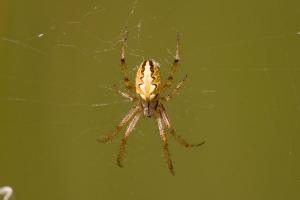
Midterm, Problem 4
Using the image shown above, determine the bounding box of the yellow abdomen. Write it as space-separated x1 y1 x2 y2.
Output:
136 60 161 101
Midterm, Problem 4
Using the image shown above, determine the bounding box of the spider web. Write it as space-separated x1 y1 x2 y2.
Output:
1 0 299 155
1 0 300 199
0 0 189 142
0 0 141 128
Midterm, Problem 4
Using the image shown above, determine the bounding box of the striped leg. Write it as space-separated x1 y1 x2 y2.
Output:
97 105 140 143
113 84 136 101
161 74 187 101
162 32 180 89
117 112 141 167
157 113 175 175
120 31 135 91
160 105 205 147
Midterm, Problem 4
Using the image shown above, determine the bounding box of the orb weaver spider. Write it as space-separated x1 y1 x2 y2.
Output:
98 32 205 175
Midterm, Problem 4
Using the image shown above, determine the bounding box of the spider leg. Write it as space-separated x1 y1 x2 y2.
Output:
117 112 141 167
162 32 180 90
161 74 187 101
160 104 205 147
97 105 140 143
157 113 175 175
120 31 135 92
112 84 136 102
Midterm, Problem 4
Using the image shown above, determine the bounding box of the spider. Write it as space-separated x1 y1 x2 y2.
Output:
97 32 205 175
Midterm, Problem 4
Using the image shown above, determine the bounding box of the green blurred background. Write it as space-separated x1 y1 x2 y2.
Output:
1 0 300 199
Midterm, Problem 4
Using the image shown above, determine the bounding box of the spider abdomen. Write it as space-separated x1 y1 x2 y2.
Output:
136 60 161 102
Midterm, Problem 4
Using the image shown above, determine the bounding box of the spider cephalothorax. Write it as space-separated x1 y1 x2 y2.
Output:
98 32 205 175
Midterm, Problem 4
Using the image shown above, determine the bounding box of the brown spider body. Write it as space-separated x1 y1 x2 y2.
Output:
98 32 204 175
136 60 161 117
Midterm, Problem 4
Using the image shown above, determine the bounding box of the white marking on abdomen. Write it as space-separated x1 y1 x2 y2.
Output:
140 62 155 94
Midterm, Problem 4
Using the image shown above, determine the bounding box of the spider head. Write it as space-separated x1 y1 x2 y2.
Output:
141 99 158 117
135 59 161 102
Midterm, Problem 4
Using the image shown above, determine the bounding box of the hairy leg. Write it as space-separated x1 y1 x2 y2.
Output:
161 74 187 101
117 112 141 167
157 114 175 175
113 84 136 101
162 32 180 90
97 105 140 143
160 105 205 147
120 31 135 91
